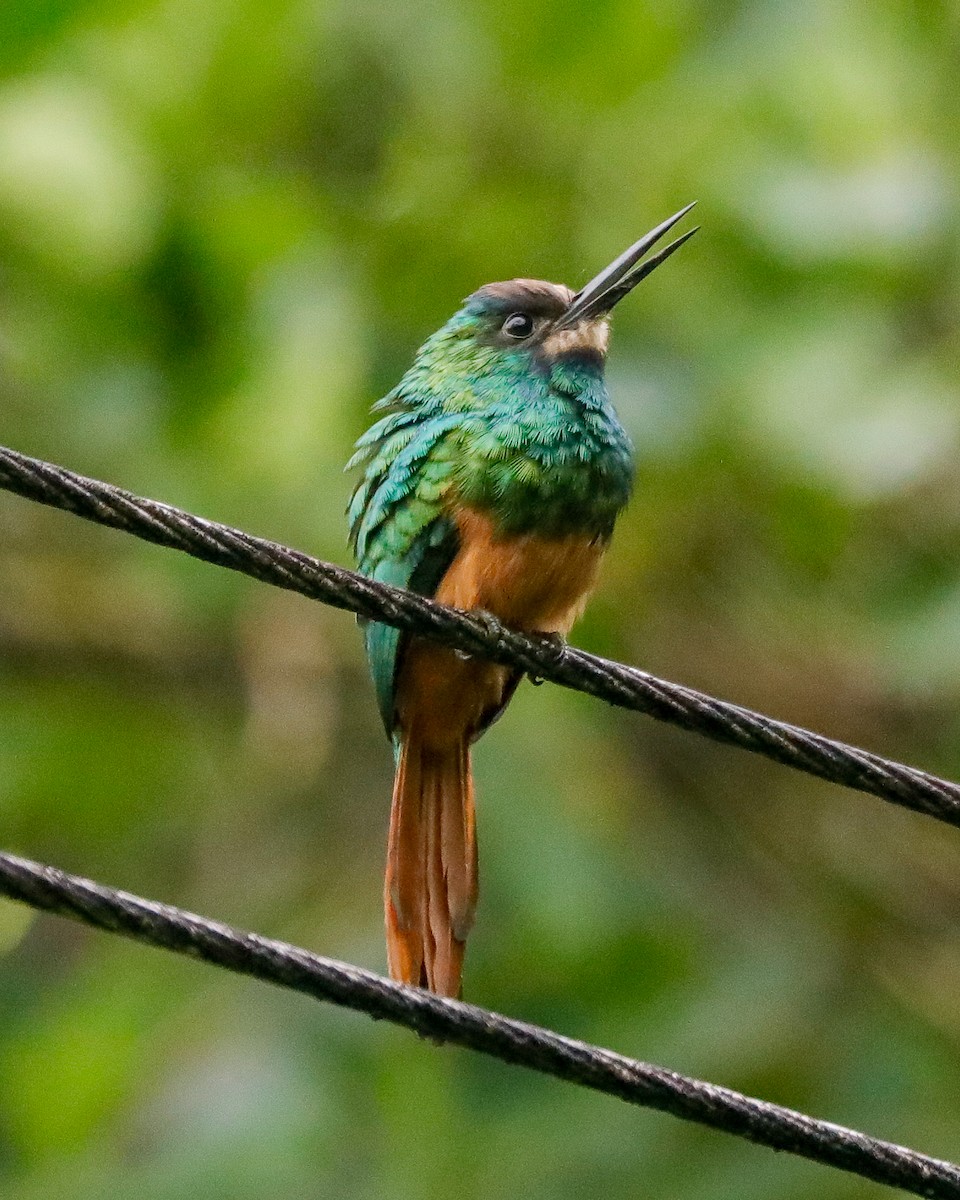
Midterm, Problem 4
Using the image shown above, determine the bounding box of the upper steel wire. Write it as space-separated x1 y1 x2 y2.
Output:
1 442 959 828
2 442 960 1196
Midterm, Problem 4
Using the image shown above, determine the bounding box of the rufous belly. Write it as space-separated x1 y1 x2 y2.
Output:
396 506 605 749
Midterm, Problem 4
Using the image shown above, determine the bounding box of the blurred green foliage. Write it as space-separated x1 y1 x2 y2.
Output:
2 0 960 1195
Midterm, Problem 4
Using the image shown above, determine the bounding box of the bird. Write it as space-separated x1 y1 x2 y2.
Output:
348 205 697 997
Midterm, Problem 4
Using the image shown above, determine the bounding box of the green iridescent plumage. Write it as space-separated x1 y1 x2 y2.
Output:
348 209 697 996
348 284 634 732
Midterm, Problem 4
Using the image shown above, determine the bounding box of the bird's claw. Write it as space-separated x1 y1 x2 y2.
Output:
473 610 506 639
528 631 566 685
454 609 505 660
534 630 566 661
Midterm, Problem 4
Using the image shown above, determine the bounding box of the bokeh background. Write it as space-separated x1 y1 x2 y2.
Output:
2 1 960 1196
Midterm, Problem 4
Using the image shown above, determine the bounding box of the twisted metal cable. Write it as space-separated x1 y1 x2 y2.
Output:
1 443 958 828
1 848 958 1199
2 443 960 1193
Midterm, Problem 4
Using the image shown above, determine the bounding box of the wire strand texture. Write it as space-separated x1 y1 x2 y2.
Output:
2 442 960 1198
1 848 959 1200
2 443 959 829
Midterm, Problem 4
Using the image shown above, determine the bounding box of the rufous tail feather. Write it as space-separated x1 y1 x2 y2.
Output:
385 728 477 997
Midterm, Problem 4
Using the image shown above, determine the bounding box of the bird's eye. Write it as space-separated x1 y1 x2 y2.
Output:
502 312 535 339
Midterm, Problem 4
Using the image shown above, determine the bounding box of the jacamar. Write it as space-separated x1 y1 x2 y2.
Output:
348 205 697 996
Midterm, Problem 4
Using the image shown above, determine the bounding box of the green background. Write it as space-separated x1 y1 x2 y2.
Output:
2 1 960 1196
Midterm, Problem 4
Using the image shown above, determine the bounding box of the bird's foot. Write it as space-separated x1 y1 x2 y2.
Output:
454 609 505 660
528 631 566 685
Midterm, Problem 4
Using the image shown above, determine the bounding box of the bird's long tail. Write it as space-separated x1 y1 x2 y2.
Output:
385 727 477 997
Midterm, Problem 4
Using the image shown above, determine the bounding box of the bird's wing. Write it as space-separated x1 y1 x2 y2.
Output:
361 524 460 735
348 405 464 735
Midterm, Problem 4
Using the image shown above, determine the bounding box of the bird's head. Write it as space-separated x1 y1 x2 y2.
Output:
435 204 698 386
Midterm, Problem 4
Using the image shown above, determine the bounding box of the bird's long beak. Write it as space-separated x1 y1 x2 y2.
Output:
556 203 698 330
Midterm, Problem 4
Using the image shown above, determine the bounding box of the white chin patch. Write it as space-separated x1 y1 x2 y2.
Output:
542 320 610 359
